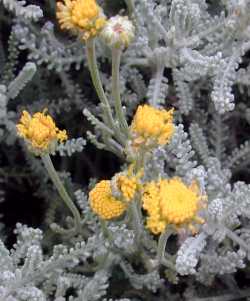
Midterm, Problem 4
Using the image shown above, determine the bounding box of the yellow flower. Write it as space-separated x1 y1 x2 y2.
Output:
17 110 67 154
114 164 143 202
142 178 206 235
89 165 143 220
130 105 174 147
116 175 138 201
56 0 106 40
89 180 126 220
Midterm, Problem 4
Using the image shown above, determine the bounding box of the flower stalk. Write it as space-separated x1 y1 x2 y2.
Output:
41 154 82 233
86 39 115 128
86 38 115 129
129 199 143 247
156 228 176 270
125 0 135 18
86 38 126 145
112 47 129 135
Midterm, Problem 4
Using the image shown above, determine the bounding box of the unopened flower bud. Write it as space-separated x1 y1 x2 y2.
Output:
101 15 135 49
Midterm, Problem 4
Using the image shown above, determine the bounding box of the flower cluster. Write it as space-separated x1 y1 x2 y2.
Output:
130 105 174 147
56 0 106 40
142 178 206 235
16 110 67 155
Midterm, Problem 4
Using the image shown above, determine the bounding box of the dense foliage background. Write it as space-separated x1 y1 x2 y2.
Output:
2 0 250 300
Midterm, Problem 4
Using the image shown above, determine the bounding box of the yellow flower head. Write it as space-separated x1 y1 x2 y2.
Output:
130 105 174 147
116 175 138 201
142 177 206 235
89 180 126 220
113 164 143 202
17 110 67 154
57 0 106 40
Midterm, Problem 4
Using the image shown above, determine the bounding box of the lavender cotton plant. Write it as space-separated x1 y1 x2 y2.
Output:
2 0 250 300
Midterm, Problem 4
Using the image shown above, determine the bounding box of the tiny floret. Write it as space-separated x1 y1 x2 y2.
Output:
142 177 206 235
89 180 126 220
130 105 174 147
17 110 67 154
101 15 135 48
56 0 106 40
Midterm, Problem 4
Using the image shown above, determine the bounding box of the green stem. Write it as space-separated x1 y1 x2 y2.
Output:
125 0 135 17
41 154 82 233
111 47 129 135
157 228 176 270
130 200 143 248
100 219 114 244
85 38 115 130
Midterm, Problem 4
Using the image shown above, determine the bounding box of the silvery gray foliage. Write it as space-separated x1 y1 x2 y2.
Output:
119 260 163 293
0 0 43 21
0 223 114 300
2 0 250 300
189 123 209 160
143 147 168 181
107 223 136 255
124 0 250 112
165 124 197 177
13 22 85 72
173 68 194 115
54 138 86 157
196 250 246 285
176 233 207 276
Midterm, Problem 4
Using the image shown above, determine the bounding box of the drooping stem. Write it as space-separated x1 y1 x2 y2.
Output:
111 47 129 135
156 228 176 270
41 154 82 233
85 38 116 130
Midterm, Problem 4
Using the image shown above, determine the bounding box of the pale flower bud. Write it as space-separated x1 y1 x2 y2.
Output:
101 15 135 49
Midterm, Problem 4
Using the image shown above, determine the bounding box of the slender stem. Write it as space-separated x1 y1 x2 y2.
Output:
100 219 114 245
190 288 250 301
85 39 126 146
157 228 176 270
41 154 82 233
111 47 129 135
125 0 135 17
130 200 143 248
125 58 149 67
85 38 116 130
225 228 250 254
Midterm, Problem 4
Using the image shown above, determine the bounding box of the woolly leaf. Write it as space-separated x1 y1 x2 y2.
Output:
7 62 37 99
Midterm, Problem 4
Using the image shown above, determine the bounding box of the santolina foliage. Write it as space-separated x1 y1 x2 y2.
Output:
1 0 250 300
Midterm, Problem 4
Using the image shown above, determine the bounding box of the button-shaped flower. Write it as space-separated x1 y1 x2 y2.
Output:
89 165 143 220
142 177 206 235
17 110 67 155
130 105 174 147
89 180 126 220
57 0 106 40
